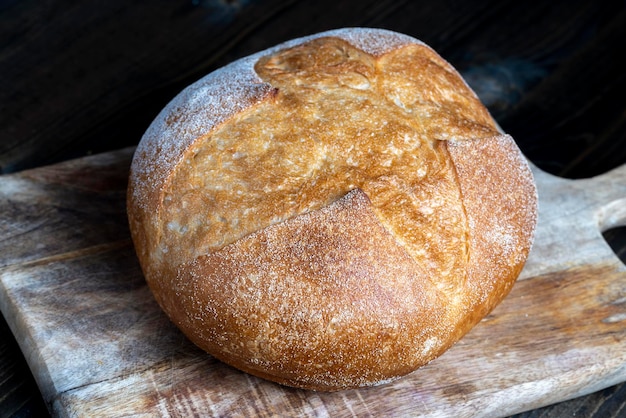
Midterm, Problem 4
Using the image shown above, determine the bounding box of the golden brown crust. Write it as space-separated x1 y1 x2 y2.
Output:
173 189 451 390
446 135 537 314
127 28 537 391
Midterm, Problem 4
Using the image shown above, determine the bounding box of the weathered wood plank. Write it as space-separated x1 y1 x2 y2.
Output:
0 148 132 269
0 146 624 416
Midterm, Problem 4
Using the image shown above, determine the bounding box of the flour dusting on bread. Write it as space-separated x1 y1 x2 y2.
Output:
127 28 537 391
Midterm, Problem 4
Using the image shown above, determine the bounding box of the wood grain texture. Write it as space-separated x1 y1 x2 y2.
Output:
0 147 624 417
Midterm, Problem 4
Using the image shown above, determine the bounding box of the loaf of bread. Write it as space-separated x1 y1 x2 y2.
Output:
127 28 537 391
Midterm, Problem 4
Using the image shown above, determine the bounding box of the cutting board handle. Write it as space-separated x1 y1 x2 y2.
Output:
521 162 626 278
590 163 626 232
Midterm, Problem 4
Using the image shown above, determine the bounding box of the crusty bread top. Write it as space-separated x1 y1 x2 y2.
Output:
128 29 433 275
129 29 420 217
128 28 507 267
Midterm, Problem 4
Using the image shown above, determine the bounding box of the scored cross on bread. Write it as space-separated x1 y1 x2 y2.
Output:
128 28 537 391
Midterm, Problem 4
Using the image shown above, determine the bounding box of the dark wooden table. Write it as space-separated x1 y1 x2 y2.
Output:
1 1 625 416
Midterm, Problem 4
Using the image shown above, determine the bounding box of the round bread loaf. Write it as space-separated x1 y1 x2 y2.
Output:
127 28 537 391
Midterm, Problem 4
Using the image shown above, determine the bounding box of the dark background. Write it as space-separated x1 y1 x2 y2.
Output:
1 1 625 416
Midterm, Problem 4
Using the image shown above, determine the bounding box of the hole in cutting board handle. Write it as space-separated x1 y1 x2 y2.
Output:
597 195 626 267
603 226 626 266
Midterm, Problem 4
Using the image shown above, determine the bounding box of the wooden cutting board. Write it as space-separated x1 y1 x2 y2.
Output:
0 147 625 417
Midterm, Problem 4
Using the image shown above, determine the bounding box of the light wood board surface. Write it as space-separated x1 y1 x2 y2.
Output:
0 147 625 417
